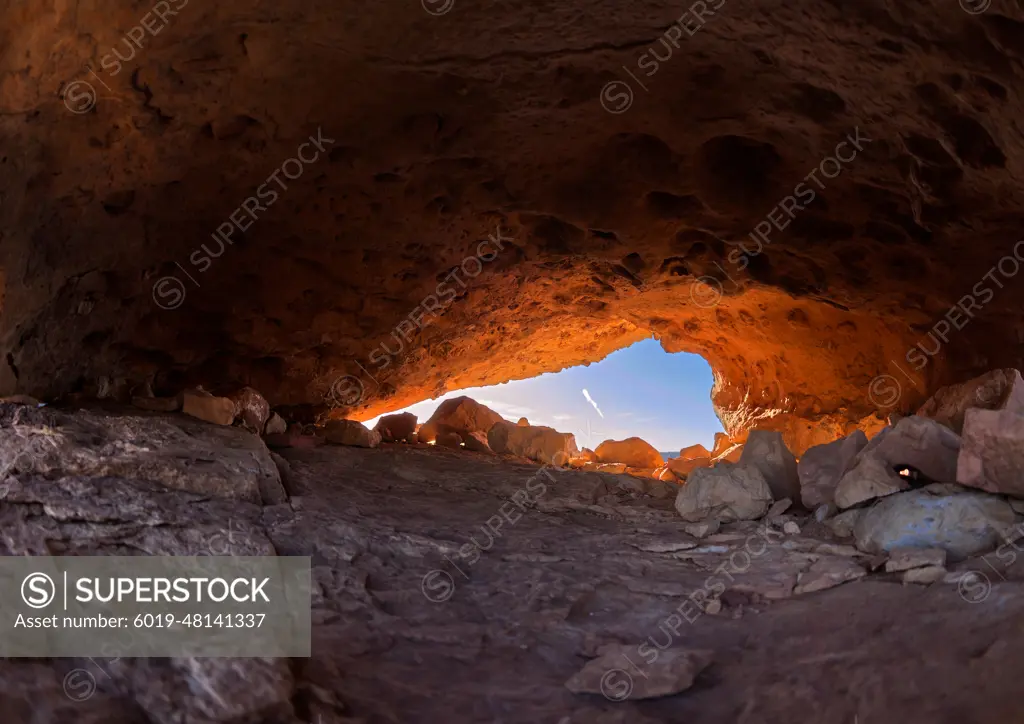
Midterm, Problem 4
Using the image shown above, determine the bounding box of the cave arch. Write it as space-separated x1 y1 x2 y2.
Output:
1 0 1022 456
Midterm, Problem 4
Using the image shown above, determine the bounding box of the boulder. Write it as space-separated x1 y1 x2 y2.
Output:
834 453 909 510
712 443 744 464
674 463 773 522
463 431 493 453
711 432 733 458
814 502 838 522
666 455 712 478
834 417 961 508
418 396 504 443
568 448 598 467
739 430 799 502
507 423 581 464
228 387 271 432
565 644 713 701
917 368 1024 434
182 389 236 426
517 417 530 426
323 419 381 448
374 412 418 442
853 486 1016 560
683 519 720 538
264 411 288 436
487 420 517 453
436 430 464 449
0 406 281 503
798 430 867 508
827 509 862 538
679 443 711 460
652 465 677 482
595 437 664 468
957 408 1024 497
492 423 578 465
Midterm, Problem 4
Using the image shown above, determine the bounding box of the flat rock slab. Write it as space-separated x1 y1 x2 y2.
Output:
793 557 867 595
565 644 713 701
885 547 947 572
903 566 947 584
0 405 281 504
0 472 274 555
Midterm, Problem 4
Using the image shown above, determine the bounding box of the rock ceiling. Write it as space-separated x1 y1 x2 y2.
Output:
1 0 1023 451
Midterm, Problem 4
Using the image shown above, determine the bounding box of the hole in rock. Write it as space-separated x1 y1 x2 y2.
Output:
365 338 724 455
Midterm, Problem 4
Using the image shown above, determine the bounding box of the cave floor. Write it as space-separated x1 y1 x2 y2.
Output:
278 443 1024 724
7 427 1024 723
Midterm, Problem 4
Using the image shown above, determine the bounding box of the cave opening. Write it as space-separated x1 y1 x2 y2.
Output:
363 337 726 455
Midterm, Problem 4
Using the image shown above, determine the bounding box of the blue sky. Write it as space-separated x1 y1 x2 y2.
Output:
365 338 724 452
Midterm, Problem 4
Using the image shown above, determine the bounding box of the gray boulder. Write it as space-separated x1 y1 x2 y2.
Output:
853 486 1016 561
798 430 867 508
675 463 773 522
739 430 800 502
835 417 961 508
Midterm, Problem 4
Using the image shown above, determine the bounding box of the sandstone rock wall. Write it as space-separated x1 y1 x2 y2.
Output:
1 0 1023 452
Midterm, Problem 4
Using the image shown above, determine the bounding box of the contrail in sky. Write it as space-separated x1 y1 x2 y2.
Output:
582 389 604 418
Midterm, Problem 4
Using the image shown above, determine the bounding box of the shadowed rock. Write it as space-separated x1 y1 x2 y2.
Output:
565 645 713 701
0 404 281 504
227 386 271 433
799 430 868 508
323 419 381 448
958 408 1024 497
740 430 800 502
917 369 1024 435
374 412 418 442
